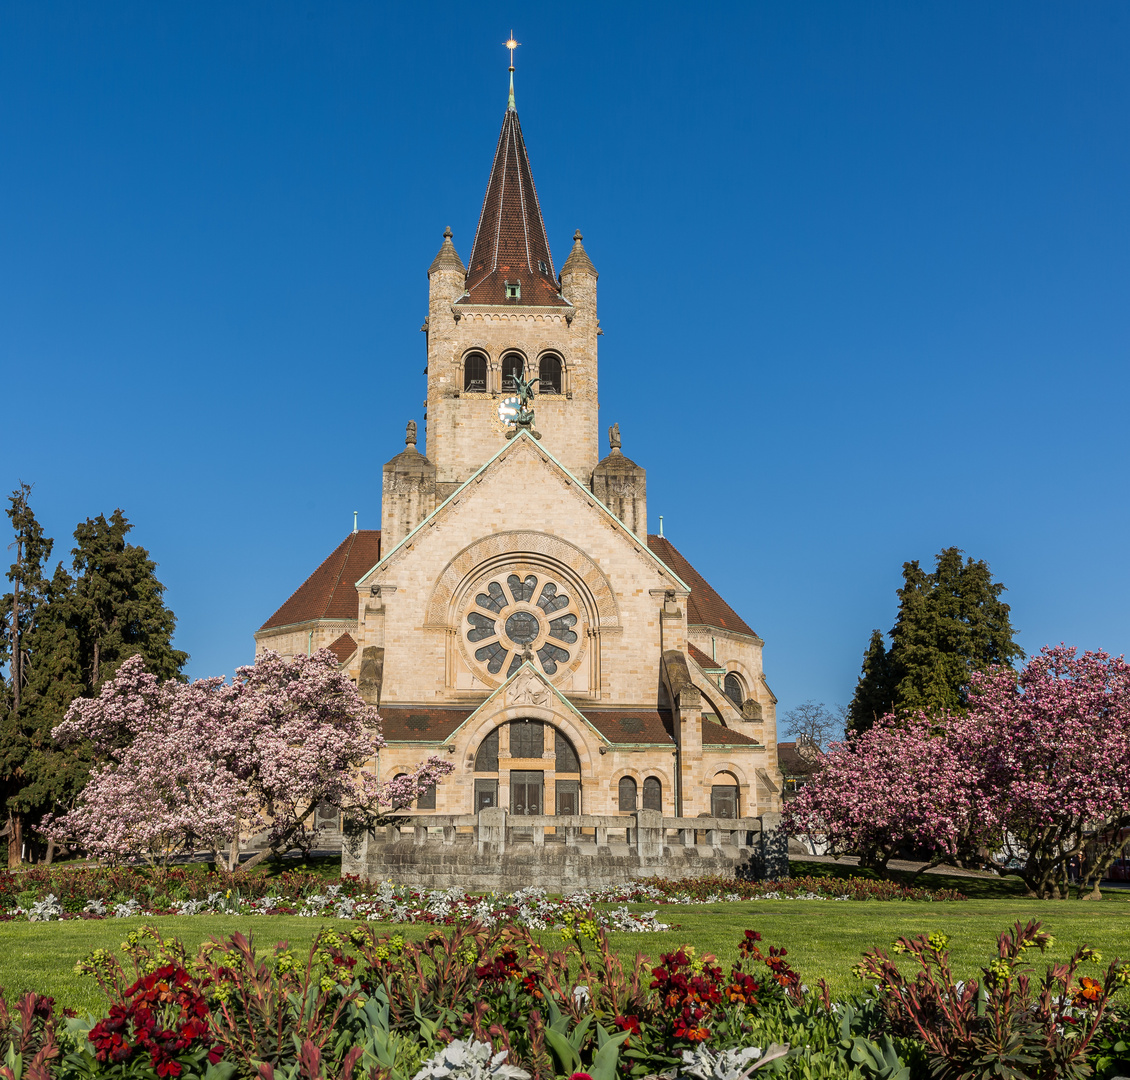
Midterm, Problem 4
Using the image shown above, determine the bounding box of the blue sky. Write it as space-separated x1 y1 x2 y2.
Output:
3 2 1128 722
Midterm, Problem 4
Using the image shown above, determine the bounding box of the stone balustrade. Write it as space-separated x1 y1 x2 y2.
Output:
343 808 788 891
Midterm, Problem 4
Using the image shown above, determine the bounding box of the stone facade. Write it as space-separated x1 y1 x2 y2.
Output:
254 74 783 841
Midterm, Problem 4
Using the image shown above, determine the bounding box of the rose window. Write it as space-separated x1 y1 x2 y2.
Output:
463 572 581 680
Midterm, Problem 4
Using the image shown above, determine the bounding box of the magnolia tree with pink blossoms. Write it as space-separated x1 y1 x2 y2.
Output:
964 645 1130 899
49 650 452 870
786 645 1130 898
782 714 990 875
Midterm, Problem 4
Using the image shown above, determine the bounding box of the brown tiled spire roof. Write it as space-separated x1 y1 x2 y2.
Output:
647 536 759 639
259 531 381 631
459 92 568 307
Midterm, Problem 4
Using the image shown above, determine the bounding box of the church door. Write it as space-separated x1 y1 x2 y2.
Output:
555 779 580 816
711 785 739 819
474 779 498 812
510 771 543 816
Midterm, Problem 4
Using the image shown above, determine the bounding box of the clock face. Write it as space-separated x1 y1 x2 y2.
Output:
498 396 519 425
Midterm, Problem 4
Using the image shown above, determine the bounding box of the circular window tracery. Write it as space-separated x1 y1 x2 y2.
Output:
462 570 583 681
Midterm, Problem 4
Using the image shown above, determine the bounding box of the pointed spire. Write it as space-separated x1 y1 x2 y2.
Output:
459 44 568 308
561 229 597 278
428 225 466 278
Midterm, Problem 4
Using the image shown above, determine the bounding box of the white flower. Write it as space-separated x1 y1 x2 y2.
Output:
412 1039 529 1080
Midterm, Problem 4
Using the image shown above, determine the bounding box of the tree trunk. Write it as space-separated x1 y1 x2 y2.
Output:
228 836 240 873
43 840 56 866
10 558 20 717
7 815 22 869
235 847 273 874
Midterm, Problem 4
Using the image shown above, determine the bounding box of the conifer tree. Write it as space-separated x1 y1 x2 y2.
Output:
0 498 186 863
0 485 56 864
69 509 187 690
847 629 897 733
848 547 1022 733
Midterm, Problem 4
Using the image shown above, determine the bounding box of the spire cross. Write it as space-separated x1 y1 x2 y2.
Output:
504 32 520 109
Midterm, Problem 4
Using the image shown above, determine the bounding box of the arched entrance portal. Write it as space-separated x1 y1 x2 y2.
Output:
472 718 583 815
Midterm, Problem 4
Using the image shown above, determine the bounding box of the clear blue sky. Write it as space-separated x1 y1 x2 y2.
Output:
4 2 1128 721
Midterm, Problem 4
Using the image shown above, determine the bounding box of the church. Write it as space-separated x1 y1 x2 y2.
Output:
254 60 782 823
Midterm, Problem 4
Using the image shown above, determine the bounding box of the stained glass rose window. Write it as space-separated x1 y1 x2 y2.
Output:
462 570 582 680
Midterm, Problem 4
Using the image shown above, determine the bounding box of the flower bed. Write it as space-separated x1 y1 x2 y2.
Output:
0 867 966 927
2 918 1126 1080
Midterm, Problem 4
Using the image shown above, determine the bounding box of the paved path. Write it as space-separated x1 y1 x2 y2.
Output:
792 854 1006 880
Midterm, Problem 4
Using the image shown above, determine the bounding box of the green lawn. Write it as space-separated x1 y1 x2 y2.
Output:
2 897 1128 1015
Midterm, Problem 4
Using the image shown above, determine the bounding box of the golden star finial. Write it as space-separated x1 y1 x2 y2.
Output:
504 32 520 71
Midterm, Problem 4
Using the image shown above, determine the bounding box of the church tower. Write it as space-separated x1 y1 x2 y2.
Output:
419 65 601 508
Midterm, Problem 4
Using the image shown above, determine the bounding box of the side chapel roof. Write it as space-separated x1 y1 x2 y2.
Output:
687 642 725 671
259 531 381 631
647 536 758 638
459 88 568 307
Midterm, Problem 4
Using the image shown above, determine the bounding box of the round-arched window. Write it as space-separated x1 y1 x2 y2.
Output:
724 673 744 707
618 776 637 812
538 354 562 394
501 353 525 392
642 776 662 811
464 352 487 393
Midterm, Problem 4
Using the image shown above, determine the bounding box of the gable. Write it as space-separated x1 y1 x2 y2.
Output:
358 432 687 596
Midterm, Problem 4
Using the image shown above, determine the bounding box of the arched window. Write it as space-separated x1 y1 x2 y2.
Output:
474 728 499 771
510 719 544 759
538 354 562 394
463 352 487 393
417 782 436 810
724 673 744 707
618 776 637 812
711 781 739 819
501 353 525 392
554 728 580 773
642 776 662 811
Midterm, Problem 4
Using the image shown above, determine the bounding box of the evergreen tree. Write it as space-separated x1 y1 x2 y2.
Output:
0 498 186 863
0 485 56 863
847 629 898 733
848 547 1022 733
69 509 187 690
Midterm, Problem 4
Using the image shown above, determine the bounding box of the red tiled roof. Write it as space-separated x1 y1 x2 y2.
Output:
459 102 568 308
259 531 381 631
777 740 821 775
580 710 675 745
647 536 757 638
380 708 472 743
688 642 724 671
701 723 760 747
327 632 357 664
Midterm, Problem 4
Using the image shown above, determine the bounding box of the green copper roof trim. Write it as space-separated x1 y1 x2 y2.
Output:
508 67 515 111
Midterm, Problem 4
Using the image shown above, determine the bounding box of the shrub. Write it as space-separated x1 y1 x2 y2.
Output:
856 918 1128 1079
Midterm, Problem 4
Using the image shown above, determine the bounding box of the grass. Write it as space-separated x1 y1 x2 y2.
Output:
788 859 1034 900
2 897 1128 1015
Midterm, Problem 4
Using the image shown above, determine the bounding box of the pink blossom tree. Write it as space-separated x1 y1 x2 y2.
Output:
782 714 989 875
963 645 1130 899
49 650 452 870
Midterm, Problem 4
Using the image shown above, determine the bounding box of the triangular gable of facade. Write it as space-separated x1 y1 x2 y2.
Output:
433 661 613 747
355 430 690 593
